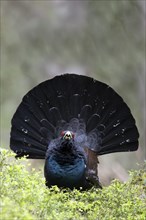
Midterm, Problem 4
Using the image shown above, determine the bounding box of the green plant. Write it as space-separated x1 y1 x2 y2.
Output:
0 150 145 220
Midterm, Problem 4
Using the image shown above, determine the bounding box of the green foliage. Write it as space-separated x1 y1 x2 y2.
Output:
0 150 145 220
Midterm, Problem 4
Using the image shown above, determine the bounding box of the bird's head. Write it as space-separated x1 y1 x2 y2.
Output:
61 131 75 141
59 131 75 151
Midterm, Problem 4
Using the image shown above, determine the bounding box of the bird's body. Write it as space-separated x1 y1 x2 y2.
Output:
45 137 87 189
10 74 139 189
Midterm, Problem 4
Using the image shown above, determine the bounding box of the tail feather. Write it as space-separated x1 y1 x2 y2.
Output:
49 107 62 125
69 94 81 118
87 114 100 132
11 139 46 158
80 105 93 123
10 74 139 158
102 127 138 147
16 104 42 131
11 127 48 149
98 141 138 155
12 116 42 142
56 95 70 120
40 119 55 134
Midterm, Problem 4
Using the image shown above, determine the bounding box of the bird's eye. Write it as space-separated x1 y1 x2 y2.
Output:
61 131 65 137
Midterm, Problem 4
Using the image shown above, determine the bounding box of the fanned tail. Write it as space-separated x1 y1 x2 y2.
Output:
10 74 139 158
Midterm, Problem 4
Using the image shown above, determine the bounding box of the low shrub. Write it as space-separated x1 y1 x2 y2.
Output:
0 150 145 220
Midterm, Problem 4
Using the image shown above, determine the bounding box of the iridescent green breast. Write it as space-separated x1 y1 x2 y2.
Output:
44 155 86 189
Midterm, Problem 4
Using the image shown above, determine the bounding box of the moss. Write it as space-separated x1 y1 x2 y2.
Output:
0 150 146 220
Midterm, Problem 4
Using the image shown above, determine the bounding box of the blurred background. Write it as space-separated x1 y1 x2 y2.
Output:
1 0 145 185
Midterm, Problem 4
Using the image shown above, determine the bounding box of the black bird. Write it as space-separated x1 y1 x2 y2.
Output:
10 74 139 189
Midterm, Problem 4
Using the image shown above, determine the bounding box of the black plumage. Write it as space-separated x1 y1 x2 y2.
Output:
10 74 139 189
